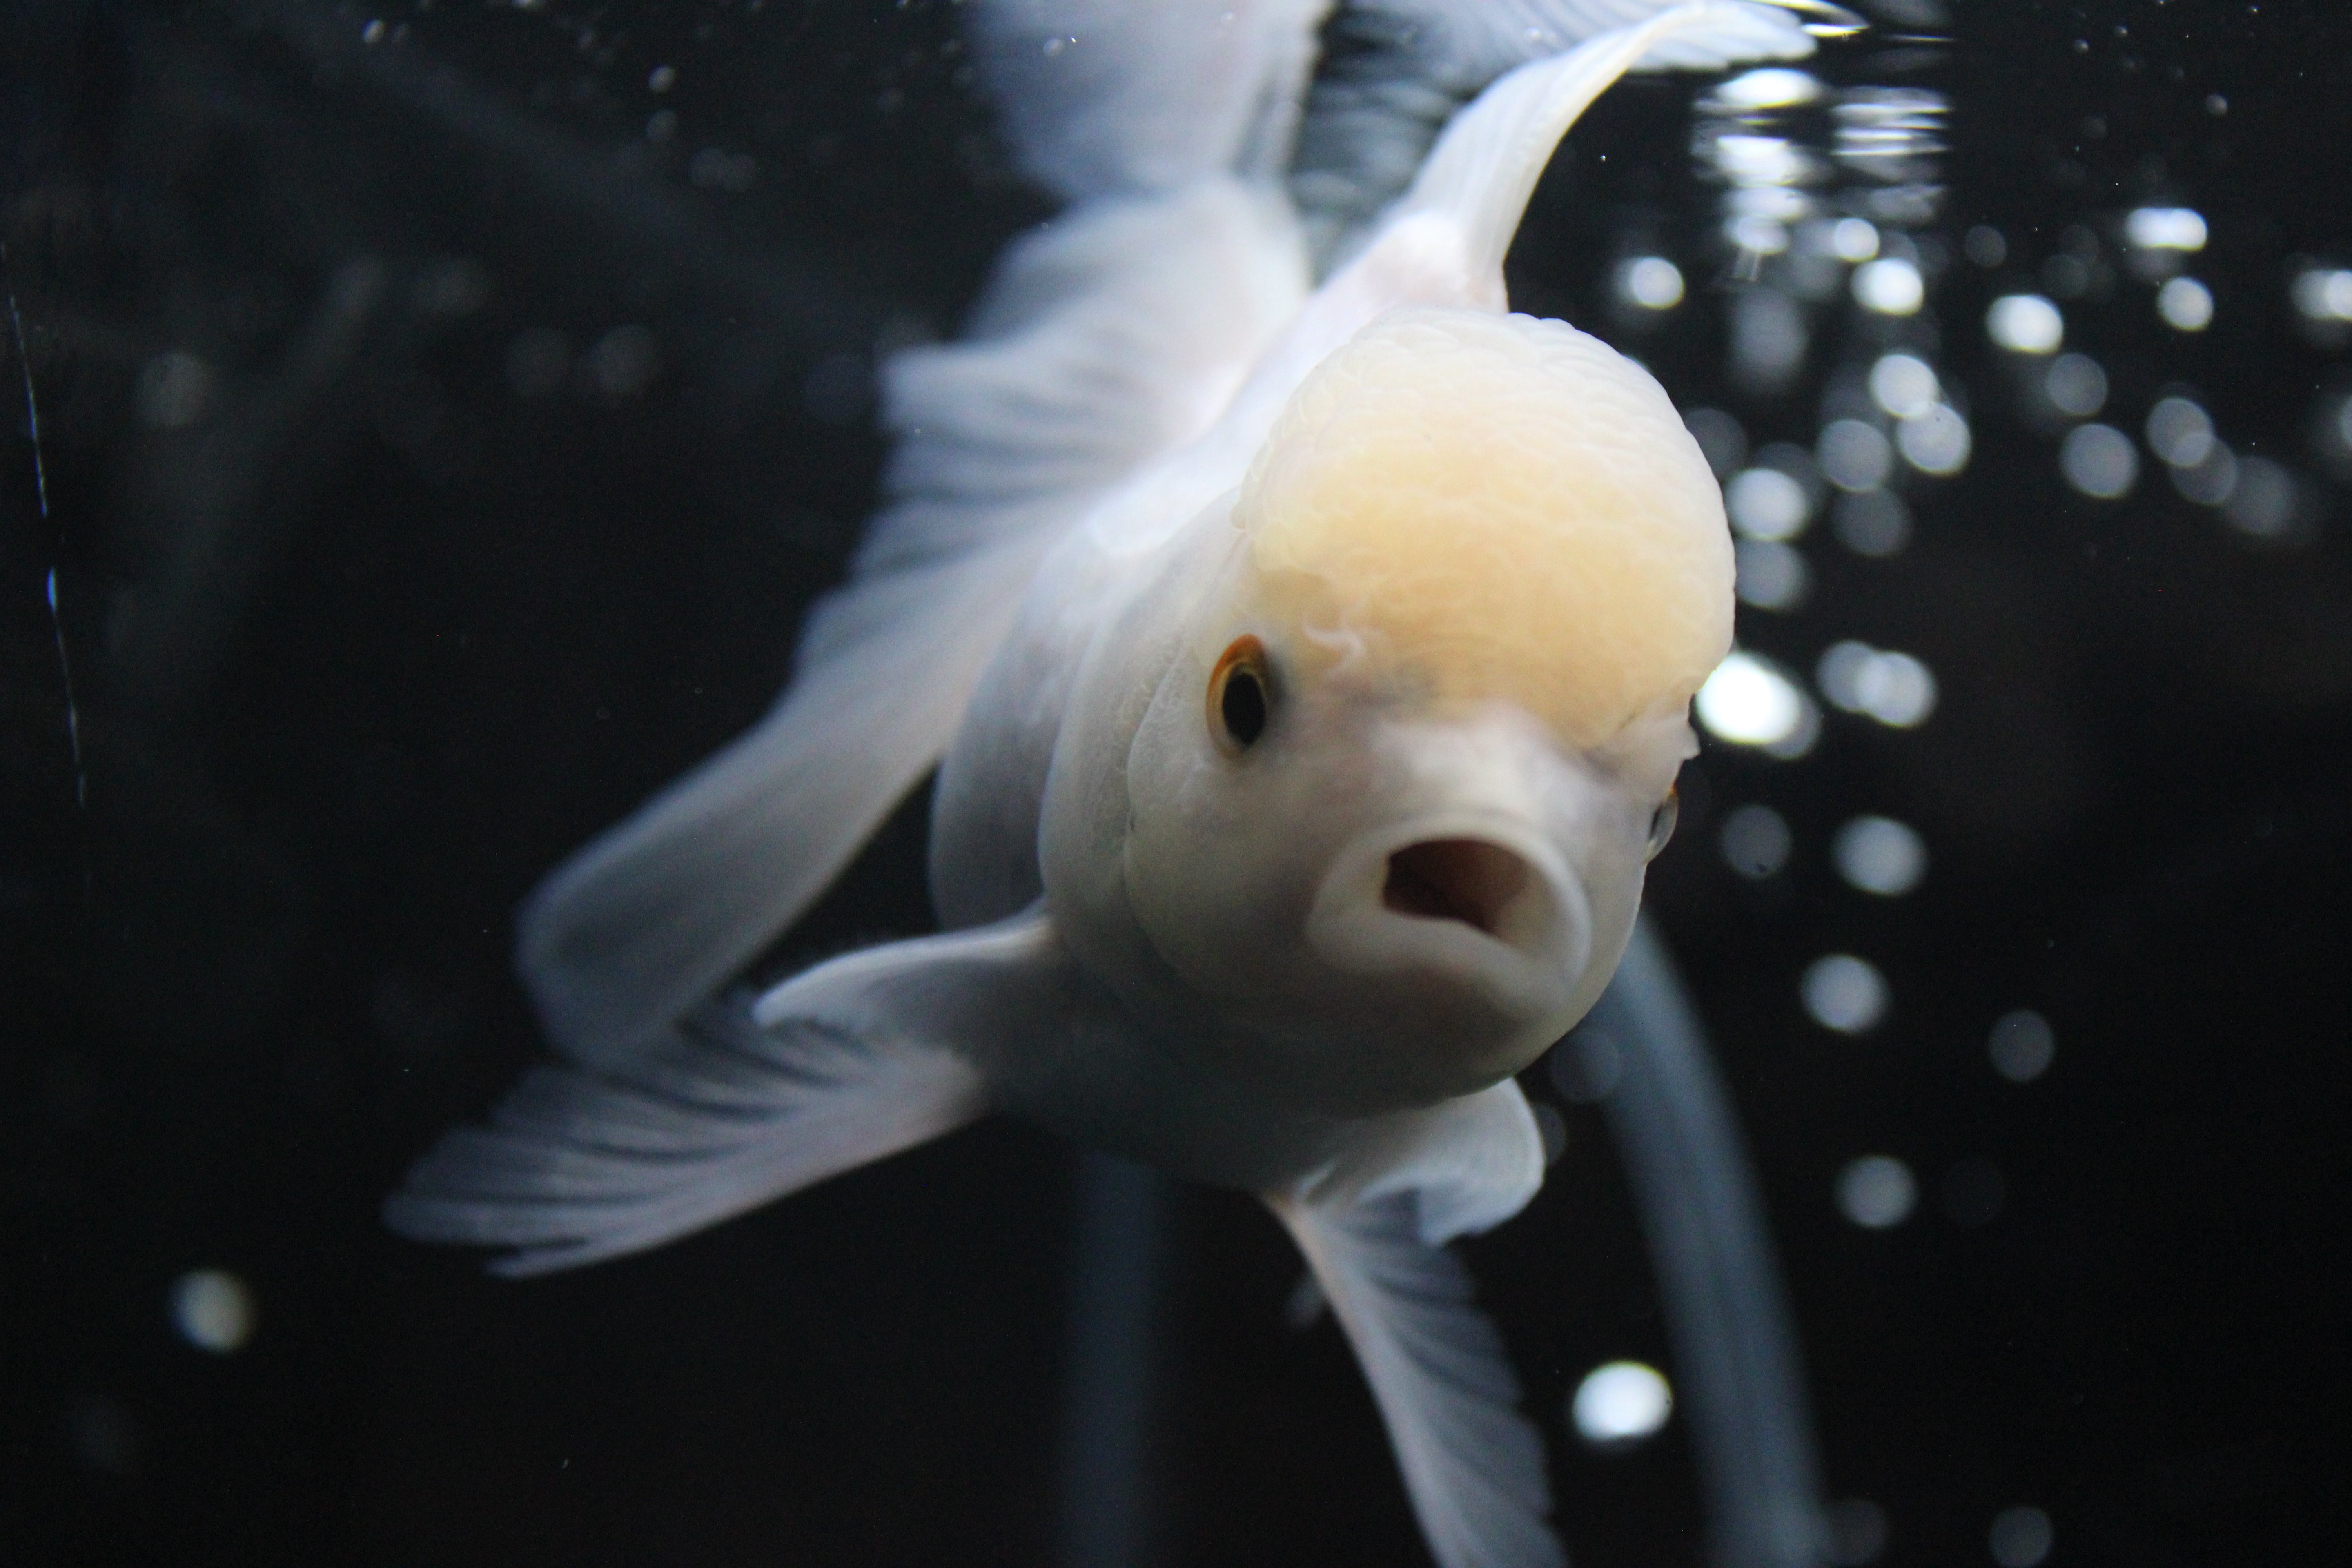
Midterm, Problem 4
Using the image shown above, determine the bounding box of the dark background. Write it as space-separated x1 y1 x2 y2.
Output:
3 2 2347 1564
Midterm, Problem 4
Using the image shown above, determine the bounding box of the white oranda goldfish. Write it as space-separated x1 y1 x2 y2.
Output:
391 4 1845 1563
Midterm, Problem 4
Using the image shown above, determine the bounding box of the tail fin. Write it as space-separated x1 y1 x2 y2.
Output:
969 0 1331 202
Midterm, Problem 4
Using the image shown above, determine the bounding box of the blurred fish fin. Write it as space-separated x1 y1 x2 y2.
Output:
861 177 1310 581
392 913 1065 1275
516 550 1040 1067
967 0 1332 201
1299 0 1820 278
521 179 1305 1069
1270 1105 1562 1568
1584 916 1826 1567
1299 1079 1548 1244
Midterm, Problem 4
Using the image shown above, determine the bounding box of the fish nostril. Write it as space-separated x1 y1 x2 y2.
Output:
1382 838 1533 939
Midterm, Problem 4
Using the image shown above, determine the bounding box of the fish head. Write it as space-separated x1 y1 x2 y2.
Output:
1061 307 1731 1116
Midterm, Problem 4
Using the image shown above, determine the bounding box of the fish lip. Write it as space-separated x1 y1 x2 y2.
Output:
1305 812 1592 1003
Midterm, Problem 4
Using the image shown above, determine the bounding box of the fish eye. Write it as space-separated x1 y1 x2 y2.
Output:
1646 786 1679 861
1208 635 1274 755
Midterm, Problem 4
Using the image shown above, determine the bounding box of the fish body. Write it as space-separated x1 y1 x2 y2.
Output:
390 5 1832 1563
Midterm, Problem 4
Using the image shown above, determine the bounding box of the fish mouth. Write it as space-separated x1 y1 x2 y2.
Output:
1382 837 1538 943
1308 817 1592 1011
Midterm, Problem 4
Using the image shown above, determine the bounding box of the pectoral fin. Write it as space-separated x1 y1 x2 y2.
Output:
389 911 1066 1276
1269 1082 1561 1568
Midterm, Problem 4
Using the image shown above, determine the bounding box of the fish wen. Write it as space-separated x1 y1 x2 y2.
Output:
388 5 1832 1565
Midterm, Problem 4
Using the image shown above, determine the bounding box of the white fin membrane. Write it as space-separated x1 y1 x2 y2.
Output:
519 185 1305 1067
969 0 1331 201
391 912 1067 1275
1272 1191 1564 1568
1267 1084 1556 1568
1584 918 1826 1568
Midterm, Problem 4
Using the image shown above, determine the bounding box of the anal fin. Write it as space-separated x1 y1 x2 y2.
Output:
1269 1082 1561 1568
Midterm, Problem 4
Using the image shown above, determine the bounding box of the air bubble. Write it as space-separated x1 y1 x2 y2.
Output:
1727 466 1813 541
1803 954 1889 1034
1837 1156 1917 1228
1868 353 1940 419
1831 816 1926 895
1853 258 1924 315
1571 1361 1673 1445
2157 276 2214 331
1987 294 2063 354
1989 1507 2054 1568
1898 405 1971 476
2044 353 2108 418
1817 642 1937 728
2124 207 2207 251
1719 804 1793 879
171 1270 256 1354
1619 256 1686 310
1819 419 1895 492
2059 423 2138 498
2223 457 2299 539
1697 654 1812 752
2145 397 2216 467
1735 540 1811 611
1831 491 1913 558
1988 1010 2054 1082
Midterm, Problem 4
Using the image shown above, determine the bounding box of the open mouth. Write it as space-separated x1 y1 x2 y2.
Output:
1382 838 1534 939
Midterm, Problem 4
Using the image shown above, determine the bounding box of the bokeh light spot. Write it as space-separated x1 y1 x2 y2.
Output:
1571 1361 1673 1445
1697 654 1806 748
1897 405 1971 476
2125 207 2207 251
1819 419 1894 492
1868 353 1940 419
1853 257 1924 315
1988 1009 2055 1082
171 1270 256 1354
2146 396 2215 467
1727 466 1813 540
1735 540 1811 612
2290 266 2352 322
1817 641 1937 727
1832 490 1913 557
1830 217 1881 262
2157 276 2214 331
1832 816 1927 895
1837 1155 1917 1228
1620 256 1686 310
1684 407 1748 478
1803 954 1890 1034
1987 294 2063 353
2044 352 2108 418
1719 804 1793 879
2059 423 2138 498
2224 456 2300 539
1989 1506 2055 1568
1704 67 1824 112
